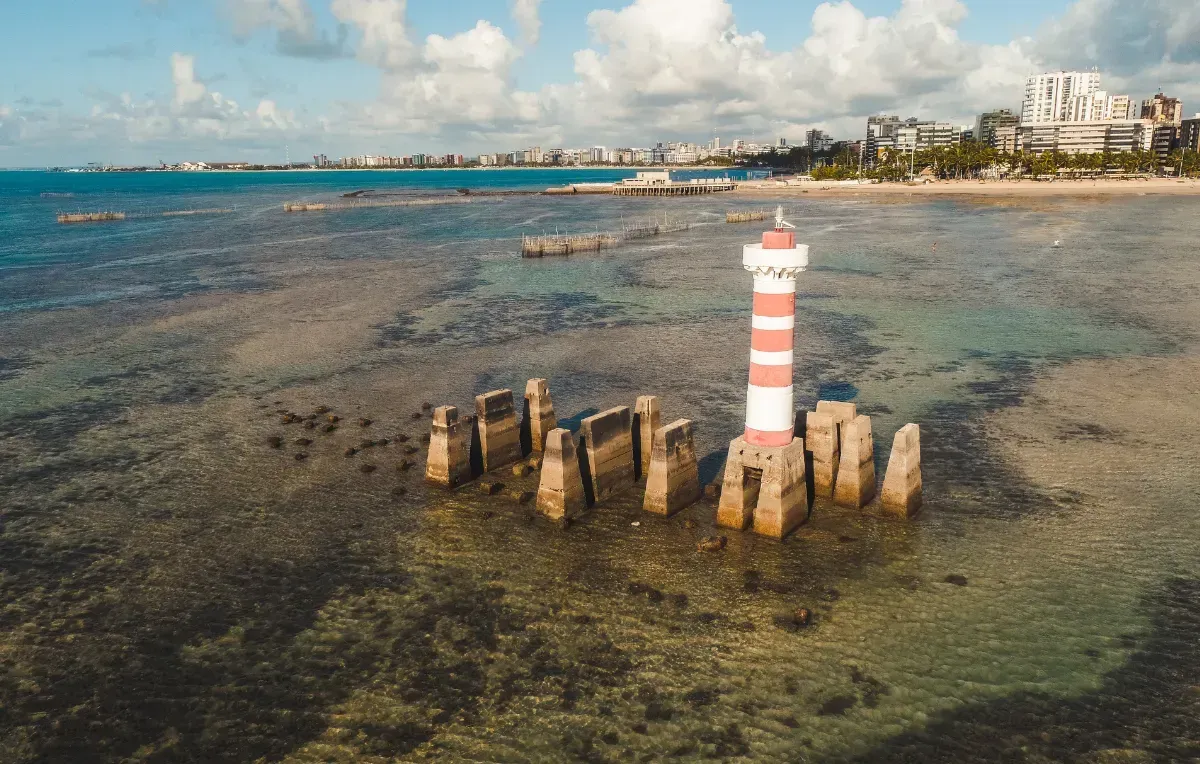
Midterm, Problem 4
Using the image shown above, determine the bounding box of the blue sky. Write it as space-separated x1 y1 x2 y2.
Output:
0 0 1194 166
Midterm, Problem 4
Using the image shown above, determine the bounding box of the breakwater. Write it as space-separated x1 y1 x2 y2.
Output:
56 208 233 224
284 196 474 212
521 217 690 258
726 208 770 223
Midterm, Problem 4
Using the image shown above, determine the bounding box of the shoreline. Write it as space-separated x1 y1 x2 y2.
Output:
734 177 1200 198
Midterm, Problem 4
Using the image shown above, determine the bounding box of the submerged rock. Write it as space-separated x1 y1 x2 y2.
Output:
403 445 419 455
480 481 504 496
359 464 377 474
944 574 969 586
324 424 338 433
344 447 359 457
358 418 373 427
410 412 423 420
513 463 533 477
512 490 535 504
294 438 313 446
303 421 317 430
816 694 857 716
314 405 331 414
697 536 728 552
267 436 283 449
421 402 433 411
327 415 341 423
294 452 309 461
397 459 414 471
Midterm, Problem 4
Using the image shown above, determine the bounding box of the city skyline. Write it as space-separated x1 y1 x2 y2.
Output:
1 0 1197 167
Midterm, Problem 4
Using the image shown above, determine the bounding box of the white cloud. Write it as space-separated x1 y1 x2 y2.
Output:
171 53 209 107
330 0 416 70
512 0 543 45
6 0 1200 166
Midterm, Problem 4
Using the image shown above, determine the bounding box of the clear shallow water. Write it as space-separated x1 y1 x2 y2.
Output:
0 170 1198 762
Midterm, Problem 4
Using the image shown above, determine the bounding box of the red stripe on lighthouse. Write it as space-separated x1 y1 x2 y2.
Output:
744 426 794 447
751 329 793 352
752 292 795 317
749 363 793 387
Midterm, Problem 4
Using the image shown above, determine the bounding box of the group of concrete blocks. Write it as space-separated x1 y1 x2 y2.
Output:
717 400 923 539
426 382 703 521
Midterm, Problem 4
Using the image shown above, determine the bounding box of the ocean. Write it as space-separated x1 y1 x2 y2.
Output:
0 169 1197 762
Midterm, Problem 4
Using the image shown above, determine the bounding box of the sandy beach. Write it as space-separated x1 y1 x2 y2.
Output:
735 176 1200 198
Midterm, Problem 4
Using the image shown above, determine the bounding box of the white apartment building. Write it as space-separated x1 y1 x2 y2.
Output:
1016 120 1154 154
1067 91 1133 122
1022 71 1102 124
892 121 958 152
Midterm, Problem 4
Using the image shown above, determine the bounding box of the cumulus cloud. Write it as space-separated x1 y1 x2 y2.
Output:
512 0 543 45
171 53 209 107
330 0 416 70
6 0 1200 165
225 0 348 59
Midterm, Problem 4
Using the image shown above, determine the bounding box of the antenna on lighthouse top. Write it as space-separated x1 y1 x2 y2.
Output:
774 205 795 231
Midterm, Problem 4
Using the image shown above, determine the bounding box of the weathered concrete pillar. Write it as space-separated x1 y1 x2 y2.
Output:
425 406 471 488
633 395 661 480
716 439 757 530
882 423 922 518
814 400 856 488
833 414 876 508
521 379 557 455
536 428 587 520
475 390 522 473
805 412 839 497
579 406 635 504
716 436 807 538
643 419 701 516
753 438 808 538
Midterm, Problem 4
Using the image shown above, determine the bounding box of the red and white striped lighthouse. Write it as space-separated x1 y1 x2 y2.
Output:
742 207 809 448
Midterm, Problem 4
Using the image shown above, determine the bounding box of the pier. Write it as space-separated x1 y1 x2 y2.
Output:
612 171 737 197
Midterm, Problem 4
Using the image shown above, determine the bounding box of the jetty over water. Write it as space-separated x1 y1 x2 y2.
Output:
56 208 232 224
284 196 474 213
612 171 737 197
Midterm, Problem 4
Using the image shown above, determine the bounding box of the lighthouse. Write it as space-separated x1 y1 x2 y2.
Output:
717 208 811 538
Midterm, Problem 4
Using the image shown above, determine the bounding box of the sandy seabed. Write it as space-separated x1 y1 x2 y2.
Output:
1 186 1199 762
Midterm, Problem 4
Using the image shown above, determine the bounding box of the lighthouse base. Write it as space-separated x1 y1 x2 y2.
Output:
716 436 808 539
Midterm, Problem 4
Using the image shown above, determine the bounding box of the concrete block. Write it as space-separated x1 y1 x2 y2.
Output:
633 395 661 480
521 378 557 454
805 412 839 497
425 406 470 488
643 419 701 516
753 438 808 539
717 436 808 538
716 438 758 531
536 428 587 520
580 406 635 503
882 423 922 518
833 414 876 508
475 389 522 473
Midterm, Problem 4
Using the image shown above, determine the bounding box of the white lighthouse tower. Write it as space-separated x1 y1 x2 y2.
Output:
717 207 810 538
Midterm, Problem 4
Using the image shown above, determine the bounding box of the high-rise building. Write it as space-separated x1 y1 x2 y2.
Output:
805 129 834 153
865 115 901 167
1022 71 1102 124
1151 125 1179 167
1182 115 1200 152
1016 120 1154 155
1141 93 1183 125
1067 91 1133 122
974 109 1020 147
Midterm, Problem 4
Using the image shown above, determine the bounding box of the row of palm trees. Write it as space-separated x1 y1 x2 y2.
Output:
811 143 1200 181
